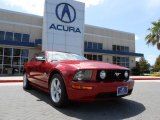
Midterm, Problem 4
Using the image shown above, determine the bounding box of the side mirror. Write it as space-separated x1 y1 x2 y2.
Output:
35 56 46 61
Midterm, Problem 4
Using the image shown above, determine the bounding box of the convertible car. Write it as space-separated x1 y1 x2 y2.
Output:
23 51 134 107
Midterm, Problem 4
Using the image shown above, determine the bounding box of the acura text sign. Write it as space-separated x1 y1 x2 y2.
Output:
42 0 85 55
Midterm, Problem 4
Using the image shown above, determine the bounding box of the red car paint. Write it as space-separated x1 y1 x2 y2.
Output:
24 51 134 101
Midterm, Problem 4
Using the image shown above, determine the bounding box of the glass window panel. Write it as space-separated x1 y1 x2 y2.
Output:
120 57 122 62
0 56 2 64
20 66 24 74
22 34 30 42
0 31 5 40
121 46 125 51
14 33 22 41
117 57 120 62
117 46 120 51
125 47 129 52
12 66 20 75
3 57 11 64
5 32 13 41
113 56 116 62
36 52 45 60
87 42 92 49
87 54 92 60
113 45 116 51
3 65 12 74
21 49 29 57
4 48 12 56
98 43 102 49
21 57 28 65
0 47 3 55
13 49 21 56
13 57 20 65
93 43 97 49
112 56 129 67
126 57 129 62
93 55 97 60
0 65 2 74
98 55 102 61
121 57 125 62
121 63 126 67
84 42 87 49
126 63 129 68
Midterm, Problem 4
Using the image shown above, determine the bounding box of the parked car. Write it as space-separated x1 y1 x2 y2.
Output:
23 51 134 107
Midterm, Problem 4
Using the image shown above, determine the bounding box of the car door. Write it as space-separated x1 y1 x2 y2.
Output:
25 57 37 83
36 52 57 89
31 52 48 88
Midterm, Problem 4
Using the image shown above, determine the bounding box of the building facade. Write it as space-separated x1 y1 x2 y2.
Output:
0 5 143 75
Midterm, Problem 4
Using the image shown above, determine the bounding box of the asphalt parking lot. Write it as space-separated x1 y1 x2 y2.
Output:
0 81 160 120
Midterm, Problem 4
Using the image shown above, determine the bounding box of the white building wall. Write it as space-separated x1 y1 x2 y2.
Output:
0 9 42 43
84 25 136 68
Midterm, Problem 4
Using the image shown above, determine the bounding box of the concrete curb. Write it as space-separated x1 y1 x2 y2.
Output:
131 78 160 80
0 80 23 83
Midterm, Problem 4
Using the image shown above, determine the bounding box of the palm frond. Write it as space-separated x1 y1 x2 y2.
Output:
145 19 160 50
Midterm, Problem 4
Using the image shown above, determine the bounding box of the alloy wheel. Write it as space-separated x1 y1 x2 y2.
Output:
51 78 62 103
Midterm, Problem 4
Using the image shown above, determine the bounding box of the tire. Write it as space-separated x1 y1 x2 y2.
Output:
23 73 31 90
50 74 68 107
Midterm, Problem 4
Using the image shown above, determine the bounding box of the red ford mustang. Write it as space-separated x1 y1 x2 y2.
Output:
23 51 134 107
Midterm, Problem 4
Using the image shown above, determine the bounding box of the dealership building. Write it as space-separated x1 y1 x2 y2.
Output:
0 0 143 75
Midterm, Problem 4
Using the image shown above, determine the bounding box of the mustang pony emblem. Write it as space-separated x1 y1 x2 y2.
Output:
115 72 121 76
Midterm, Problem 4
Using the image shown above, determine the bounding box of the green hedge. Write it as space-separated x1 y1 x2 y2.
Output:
150 73 160 77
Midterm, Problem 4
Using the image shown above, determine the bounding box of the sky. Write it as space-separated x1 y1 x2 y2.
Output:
0 0 159 65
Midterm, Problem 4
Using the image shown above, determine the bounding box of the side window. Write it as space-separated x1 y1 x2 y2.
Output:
35 52 45 61
30 52 45 62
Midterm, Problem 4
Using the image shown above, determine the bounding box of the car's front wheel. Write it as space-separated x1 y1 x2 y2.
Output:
23 73 31 90
50 74 68 107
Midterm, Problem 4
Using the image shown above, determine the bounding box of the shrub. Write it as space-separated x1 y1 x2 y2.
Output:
150 72 160 77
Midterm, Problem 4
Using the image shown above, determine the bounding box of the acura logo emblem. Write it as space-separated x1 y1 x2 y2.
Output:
56 3 76 23
115 73 121 76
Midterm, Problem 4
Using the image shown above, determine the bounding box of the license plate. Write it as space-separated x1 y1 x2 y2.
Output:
117 86 128 96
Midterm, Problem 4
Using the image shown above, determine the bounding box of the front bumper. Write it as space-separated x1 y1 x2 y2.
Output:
67 79 134 101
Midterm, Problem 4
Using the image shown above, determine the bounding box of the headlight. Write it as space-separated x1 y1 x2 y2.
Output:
73 70 92 81
99 70 106 79
124 71 129 78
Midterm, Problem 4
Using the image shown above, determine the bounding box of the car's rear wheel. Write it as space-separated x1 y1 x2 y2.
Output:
50 74 68 107
23 73 31 90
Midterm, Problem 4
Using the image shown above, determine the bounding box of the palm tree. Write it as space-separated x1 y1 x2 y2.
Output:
145 19 160 50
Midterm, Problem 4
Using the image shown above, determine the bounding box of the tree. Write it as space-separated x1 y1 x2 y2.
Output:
154 55 160 72
145 19 160 50
139 57 150 74
131 61 140 75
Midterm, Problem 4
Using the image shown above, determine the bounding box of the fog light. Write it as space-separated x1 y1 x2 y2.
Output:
124 71 129 78
100 70 106 79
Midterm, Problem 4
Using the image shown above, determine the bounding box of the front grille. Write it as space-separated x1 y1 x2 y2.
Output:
96 70 129 82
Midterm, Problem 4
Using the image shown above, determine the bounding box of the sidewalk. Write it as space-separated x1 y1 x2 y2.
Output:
0 76 160 83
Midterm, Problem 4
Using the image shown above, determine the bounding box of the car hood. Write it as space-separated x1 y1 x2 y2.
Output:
58 60 129 70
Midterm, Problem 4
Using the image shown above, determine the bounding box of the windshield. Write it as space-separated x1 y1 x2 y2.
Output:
47 51 87 61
